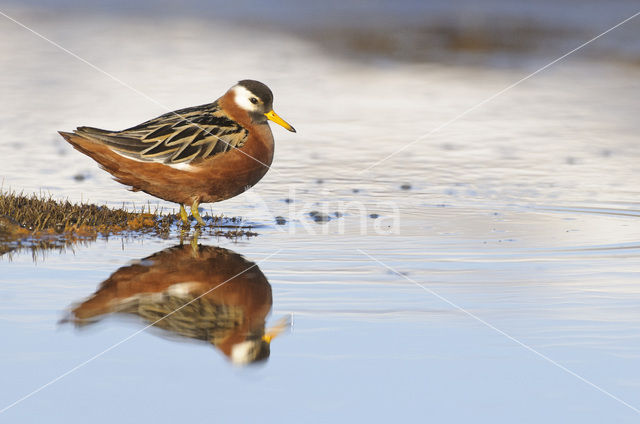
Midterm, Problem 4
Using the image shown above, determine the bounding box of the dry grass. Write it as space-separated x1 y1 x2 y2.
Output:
0 190 257 256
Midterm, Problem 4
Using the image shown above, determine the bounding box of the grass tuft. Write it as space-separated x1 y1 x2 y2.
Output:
0 190 257 256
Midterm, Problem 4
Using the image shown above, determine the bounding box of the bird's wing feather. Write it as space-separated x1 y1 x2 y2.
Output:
74 102 248 164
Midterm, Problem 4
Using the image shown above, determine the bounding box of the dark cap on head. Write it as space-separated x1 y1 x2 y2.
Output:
238 79 274 106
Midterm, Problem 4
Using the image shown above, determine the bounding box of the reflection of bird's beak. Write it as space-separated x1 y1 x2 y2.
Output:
265 110 296 133
262 316 291 343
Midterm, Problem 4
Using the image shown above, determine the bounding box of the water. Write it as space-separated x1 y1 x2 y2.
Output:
1 3 640 423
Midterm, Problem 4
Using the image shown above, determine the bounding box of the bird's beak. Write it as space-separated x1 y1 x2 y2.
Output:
265 110 296 133
261 316 291 343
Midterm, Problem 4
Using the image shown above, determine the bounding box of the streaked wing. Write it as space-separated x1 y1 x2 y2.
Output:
74 101 248 164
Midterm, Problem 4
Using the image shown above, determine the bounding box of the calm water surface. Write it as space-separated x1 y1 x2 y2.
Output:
1 5 639 423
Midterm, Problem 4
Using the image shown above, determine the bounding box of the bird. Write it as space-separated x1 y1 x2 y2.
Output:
59 80 296 226
64 244 289 365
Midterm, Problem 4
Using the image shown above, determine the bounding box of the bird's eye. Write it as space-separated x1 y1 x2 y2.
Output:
249 97 259 104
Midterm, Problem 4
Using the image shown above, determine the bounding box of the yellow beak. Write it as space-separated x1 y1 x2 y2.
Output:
265 110 296 133
261 316 291 343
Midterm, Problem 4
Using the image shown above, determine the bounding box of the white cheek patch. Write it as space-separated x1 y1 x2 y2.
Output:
230 340 255 365
233 86 260 112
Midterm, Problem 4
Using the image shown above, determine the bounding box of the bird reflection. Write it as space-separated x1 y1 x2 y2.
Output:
65 244 286 365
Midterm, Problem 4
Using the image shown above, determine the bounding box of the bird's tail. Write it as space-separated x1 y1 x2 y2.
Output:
58 130 123 172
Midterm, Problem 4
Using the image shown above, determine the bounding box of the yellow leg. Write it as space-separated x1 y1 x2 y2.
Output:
191 200 206 226
179 204 189 224
190 228 201 255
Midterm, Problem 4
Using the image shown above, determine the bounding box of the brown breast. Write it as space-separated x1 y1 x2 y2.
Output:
194 121 274 203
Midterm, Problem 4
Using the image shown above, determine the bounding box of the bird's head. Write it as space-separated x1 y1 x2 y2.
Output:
228 316 290 366
231 79 296 133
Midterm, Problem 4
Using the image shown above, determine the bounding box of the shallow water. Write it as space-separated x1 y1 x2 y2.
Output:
1 4 640 423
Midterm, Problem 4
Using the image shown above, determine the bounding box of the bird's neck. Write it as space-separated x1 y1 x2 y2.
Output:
219 90 259 129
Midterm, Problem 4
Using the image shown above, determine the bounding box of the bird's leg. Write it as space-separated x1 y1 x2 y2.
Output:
191 200 206 226
190 228 201 255
179 204 189 225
